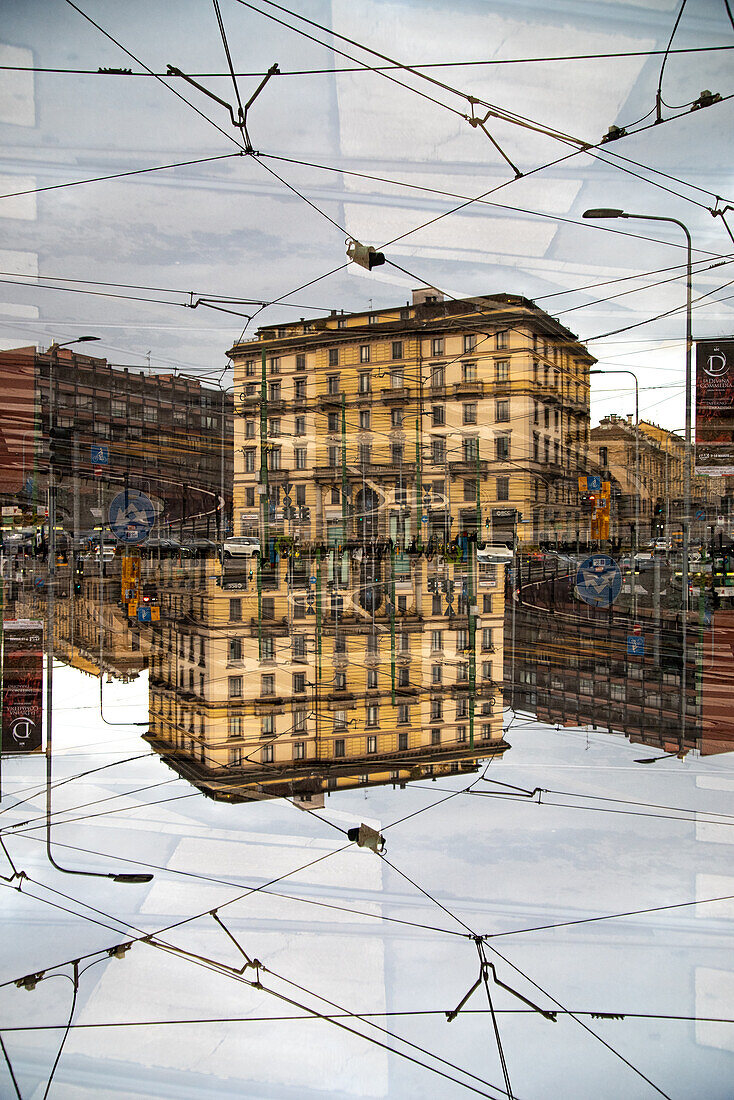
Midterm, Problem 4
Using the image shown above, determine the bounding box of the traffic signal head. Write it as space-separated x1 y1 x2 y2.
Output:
346 238 386 270
48 426 73 472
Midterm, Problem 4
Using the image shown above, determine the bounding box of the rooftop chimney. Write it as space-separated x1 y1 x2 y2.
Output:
412 287 444 306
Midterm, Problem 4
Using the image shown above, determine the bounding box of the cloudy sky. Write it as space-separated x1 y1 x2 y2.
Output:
1 665 734 1098
1 0 733 428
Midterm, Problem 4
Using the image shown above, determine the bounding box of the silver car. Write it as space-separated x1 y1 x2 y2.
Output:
223 536 261 558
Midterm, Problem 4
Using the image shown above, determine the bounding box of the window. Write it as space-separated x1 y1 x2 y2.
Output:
267 448 281 470
296 353 306 372
398 731 409 750
431 630 443 651
245 359 256 377
228 676 243 697
367 669 378 689
366 706 378 728
261 597 275 619
327 374 340 395
398 704 410 724
457 726 467 743
328 411 339 432
229 598 242 621
359 409 371 430
431 729 441 746
228 715 243 739
457 663 469 683
391 407 403 428
144 406 158 423
482 661 493 681
330 487 340 505
293 634 307 657
366 634 379 655
462 360 477 383
599 446 608 467
244 449 256 472
262 744 274 763
269 418 280 437
398 667 410 687
111 399 126 417
334 738 345 758
358 443 371 464
456 696 468 717
391 368 404 390
431 698 443 720
495 435 510 461
432 664 442 683
481 724 492 741
463 478 476 502
495 400 510 422
245 419 256 439
228 637 242 662
431 364 445 388
533 434 540 462
295 416 306 436
359 344 371 363
483 594 493 613
358 372 371 394
368 313 377 325
337 317 347 329
293 597 305 618
229 746 243 766
463 334 477 353
392 340 403 360
432 406 445 427
431 337 444 356
495 360 509 382
328 445 339 467
293 672 306 693
296 484 306 505
496 476 509 501
293 708 307 731
261 636 274 660
261 674 275 696
554 408 560 431
269 383 281 403
391 443 404 464
295 447 307 470
246 487 255 506
328 348 339 367
294 741 305 760
496 330 509 349
431 437 446 464
463 437 479 461
463 404 477 425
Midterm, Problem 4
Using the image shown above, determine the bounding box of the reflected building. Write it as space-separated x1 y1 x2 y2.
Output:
505 561 714 755
144 550 510 803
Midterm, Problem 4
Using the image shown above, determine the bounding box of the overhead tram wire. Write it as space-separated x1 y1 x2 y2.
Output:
3 45 733 76
61 0 247 151
235 0 732 214
0 151 246 202
257 151 732 259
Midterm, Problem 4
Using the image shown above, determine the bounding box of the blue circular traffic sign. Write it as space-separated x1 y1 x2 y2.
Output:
575 554 622 608
108 490 155 545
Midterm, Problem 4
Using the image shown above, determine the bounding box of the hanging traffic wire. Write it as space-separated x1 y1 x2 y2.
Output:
166 61 279 150
465 103 523 178
446 946 557 1023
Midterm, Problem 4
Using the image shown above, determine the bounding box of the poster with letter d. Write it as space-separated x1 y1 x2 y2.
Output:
2 619 43 754
695 339 734 475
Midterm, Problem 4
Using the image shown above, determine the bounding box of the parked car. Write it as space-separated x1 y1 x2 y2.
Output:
223 536 261 558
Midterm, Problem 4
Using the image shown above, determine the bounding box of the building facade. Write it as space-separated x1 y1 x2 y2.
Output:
0 345 233 532
591 415 719 542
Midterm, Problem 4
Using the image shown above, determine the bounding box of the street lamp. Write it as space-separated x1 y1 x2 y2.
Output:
44 337 152 884
583 208 694 751
590 368 639 606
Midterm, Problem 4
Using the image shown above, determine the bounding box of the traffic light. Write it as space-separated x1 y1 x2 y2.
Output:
346 238 386 270
48 427 73 473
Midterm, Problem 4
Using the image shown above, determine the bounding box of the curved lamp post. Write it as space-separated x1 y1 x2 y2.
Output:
45 337 152 884
583 209 694 756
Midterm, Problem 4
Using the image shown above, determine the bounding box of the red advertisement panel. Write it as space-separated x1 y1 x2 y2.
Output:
2 619 43 754
695 339 734 475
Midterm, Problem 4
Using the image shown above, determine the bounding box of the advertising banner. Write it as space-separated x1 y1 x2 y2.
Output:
2 619 43 754
695 339 734 475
